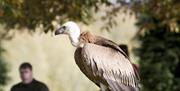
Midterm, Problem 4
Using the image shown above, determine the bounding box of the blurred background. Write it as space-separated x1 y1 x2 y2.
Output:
0 0 180 91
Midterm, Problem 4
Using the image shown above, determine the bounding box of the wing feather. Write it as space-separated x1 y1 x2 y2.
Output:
81 43 139 91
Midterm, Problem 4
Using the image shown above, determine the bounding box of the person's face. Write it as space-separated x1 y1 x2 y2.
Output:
19 68 33 84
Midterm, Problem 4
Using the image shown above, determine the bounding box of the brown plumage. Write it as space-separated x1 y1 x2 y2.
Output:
55 21 140 91
75 31 139 91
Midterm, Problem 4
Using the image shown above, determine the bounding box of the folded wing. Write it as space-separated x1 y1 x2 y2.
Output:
81 43 139 91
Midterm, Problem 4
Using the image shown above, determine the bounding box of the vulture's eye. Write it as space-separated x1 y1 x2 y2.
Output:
62 26 66 30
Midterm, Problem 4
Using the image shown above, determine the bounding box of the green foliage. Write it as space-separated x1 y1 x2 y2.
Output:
132 1 180 90
131 0 180 32
0 0 113 32
0 42 9 91
0 0 179 33
134 27 180 91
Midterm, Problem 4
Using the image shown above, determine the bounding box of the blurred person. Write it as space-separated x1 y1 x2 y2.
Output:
10 62 49 91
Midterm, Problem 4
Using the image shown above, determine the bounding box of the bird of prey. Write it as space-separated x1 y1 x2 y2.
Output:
55 21 140 91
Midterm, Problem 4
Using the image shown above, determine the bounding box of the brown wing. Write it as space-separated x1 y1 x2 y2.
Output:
74 48 100 87
81 43 139 91
74 48 87 76
94 36 129 59
94 36 140 82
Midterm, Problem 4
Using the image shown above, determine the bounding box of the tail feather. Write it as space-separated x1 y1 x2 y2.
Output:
109 83 139 91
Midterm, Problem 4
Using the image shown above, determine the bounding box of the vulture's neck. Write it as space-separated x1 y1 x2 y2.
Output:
70 31 95 47
69 33 80 47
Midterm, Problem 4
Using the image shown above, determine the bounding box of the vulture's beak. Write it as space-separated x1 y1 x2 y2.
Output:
55 27 65 35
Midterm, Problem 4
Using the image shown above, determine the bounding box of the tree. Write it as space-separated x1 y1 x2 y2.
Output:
0 43 9 91
134 27 180 91
131 0 180 33
0 0 116 33
131 0 180 91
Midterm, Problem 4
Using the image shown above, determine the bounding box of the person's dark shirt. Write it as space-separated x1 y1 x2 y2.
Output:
10 79 49 91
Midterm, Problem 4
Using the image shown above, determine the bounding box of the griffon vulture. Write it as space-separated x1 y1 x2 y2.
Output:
55 21 140 91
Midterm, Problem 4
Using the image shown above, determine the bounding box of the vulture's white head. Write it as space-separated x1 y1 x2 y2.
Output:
55 21 81 47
